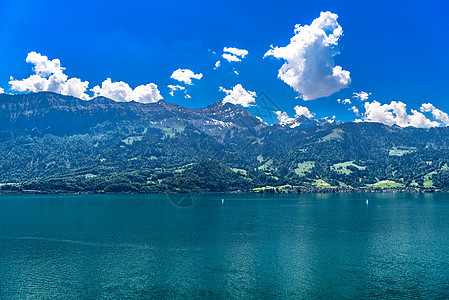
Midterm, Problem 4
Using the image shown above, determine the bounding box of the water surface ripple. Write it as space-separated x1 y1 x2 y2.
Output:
0 193 448 298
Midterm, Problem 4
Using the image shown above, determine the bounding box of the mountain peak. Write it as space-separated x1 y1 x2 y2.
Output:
276 114 340 129
0 92 267 136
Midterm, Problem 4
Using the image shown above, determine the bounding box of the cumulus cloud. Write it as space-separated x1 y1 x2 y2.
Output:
294 105 315 118
264 11 350 100
170 68 203 85
222 47 248 62
420 103 449 126
167 84 185 96
362 100 439 128
219 84 256 107
92 78 162 103
275 111 296 126
132 83 163 103
0 87 4 94
9 52 90 100
353 91 371 101
214 61 221 69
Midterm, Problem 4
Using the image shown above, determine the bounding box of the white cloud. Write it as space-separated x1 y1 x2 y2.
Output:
275 111 296 126
92 78 162 103
26 51 64 76
350 106 359 115
420 103 449 126
221 47 248 62
170 68 203 85
275 106 315 127
337 98 351 104
224 47 248 58
0 87 4 94
9 52 90 100
294 105 315 118
168 84 191 99
167 84 185 96
219 84 256 107
234 70 239 75
222 53 241 62
132 83 163 103
214 61 221 69
264 11 350 100
362 100 439 128
353 91 371 101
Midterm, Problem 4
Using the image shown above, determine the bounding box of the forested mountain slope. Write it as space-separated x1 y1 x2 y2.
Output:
1 92 448 193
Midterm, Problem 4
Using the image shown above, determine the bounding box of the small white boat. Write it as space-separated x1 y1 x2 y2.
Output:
222 199 224 204
366 199 369 205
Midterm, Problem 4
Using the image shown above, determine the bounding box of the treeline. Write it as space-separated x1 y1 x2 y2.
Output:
4 161 278 194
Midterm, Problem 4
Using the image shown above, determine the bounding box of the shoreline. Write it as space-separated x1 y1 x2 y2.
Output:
0 186 441 195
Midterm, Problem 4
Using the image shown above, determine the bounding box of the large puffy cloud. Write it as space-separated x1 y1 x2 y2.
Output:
9 52 90 100
170 68 203 85
222 47 248 62
219 84 256 107
92 78 162 103
362 100 439 128
420 103 449 126
294 105 315 118
9 51 163 103
264 11 351 100
131 83 163 103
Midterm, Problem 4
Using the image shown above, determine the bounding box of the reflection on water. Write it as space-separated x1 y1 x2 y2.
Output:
1 193 449 298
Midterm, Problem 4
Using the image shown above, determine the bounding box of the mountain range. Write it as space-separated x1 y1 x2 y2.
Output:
1 92 449 193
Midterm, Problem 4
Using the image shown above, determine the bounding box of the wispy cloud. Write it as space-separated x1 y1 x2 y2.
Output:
353 91 371 101
168 84 185 96
222 47 248 62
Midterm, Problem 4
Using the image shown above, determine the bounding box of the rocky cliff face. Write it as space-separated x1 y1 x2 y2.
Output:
0 92 266 136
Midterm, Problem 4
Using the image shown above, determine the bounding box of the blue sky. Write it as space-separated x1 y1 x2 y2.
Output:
0 0 448 126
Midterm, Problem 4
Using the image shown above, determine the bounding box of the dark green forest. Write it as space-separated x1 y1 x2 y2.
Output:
1 92 449 194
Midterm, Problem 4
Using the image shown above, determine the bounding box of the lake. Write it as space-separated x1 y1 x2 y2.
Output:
1 193 449 298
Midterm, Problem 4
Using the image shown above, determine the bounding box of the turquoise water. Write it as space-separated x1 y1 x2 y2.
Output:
1 193 449 298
